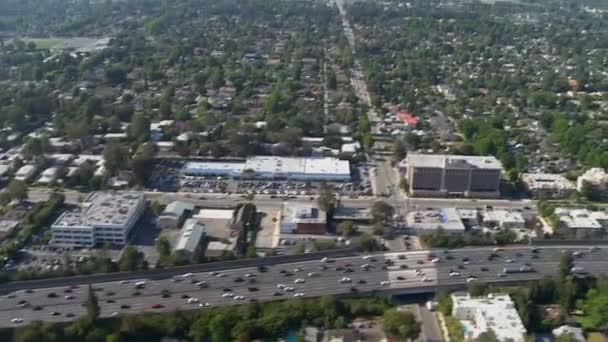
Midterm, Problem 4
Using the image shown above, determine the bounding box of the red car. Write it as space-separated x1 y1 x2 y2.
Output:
151 304 164 309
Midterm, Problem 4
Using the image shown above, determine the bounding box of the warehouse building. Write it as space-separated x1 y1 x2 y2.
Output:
157 201 195 229
406 208 466 234
404 154 502 198
174 218 205 259
182 156 351 181
51 192 145 247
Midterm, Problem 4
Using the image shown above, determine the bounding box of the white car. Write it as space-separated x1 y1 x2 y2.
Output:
135 281 146 287
284 286 295 292
277 284 286 289
119 280 130 285
362 255 373 260
198 302 211 308
414 269 423 276
307 272 319 278
380 281 390 286
431 258 441 263
234 295 246 300
10 318 23 324
321 257 330 263
187 298 199 304
222 293 234 298
448 272 460 277
245 273 255 278
423 277 432 282
111 312 119 317
182 273 193 278
339 277 352 283
294 293 305 297
466 276 477 283
294 278 306 284
505 259 513 264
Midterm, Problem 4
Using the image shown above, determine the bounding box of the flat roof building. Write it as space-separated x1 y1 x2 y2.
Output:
406 208 466 234
182 156 351 181
157 201 195 229
174 218 205 258
15 164 37 181
37 167 59 185
577 168 608 200
555 208 606 239
404 154 502 198
51 191 145 247
482 210 526 229
452 293 526 342
522 173 576 199
280 203 327 234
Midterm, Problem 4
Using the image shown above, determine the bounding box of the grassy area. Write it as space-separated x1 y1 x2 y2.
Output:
21 37 66 50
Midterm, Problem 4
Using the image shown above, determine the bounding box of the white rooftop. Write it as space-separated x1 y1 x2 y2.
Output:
175 218 205 253
406 153 502 170
452 293 526 342
522 173 575 190
407 208 465 232
196 209 234 220
53 192 143 228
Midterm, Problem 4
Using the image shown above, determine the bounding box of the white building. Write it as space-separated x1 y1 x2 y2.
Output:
521 173 576 199
554 208 606 238
182 156 351 181
280 203 327 234
37 167 59 184
482 210 526 229
174 218 205 257
157 201 195 229
15 164 37 181
577 168 608 199
406 208 466 234
51 192 145 247
451 293 526 342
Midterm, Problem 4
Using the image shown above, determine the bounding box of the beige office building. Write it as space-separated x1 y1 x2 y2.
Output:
405 154 502 198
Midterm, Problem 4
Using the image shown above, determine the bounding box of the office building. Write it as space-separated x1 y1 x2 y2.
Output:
404 154 502 198
521 173 576 199
51 192 145 247
280 203 327 234
482 210 526 229
452 293 526 342
406 208 466 234
554 208 606 239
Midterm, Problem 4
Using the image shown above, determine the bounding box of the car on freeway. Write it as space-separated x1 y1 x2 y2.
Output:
47 292 57 298
106 299 115 304
181 294 190 299
307 272 320 278
50 312 61 316
431 258 441 263
358 279 367 284
187 298 199 304
497 273 506 278
466 276 477 282
294 278 305 284
284 286 295 292
120 304 131 309
132 291 141 296
339 277 352 283
294 293 304 297
111 312 119 317
66 313 75 318
277 284 286 289
273 292 284 296
33 306 42 311
24 289 34 294
199 302 211 308
234 277 244 283
449 271 460 277
196 281 207 288
422 277 432 282
396 276 405 281
65 295 75 300
119 280 130 285
222 293 234 298
10 318 23 324
182 273 193 278
380 281 390 286
321 257 331 263
151 304 164 309
234 295 246 300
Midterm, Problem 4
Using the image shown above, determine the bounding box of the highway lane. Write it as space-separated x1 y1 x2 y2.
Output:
1 246 608 327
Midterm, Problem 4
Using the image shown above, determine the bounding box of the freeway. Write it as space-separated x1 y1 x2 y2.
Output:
27 188 538 214
0 246 606 327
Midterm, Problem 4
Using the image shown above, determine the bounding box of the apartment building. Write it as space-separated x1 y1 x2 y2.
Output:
51 191 145 247
404 154 502 198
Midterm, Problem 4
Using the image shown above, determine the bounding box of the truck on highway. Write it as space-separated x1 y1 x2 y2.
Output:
503 265 535 274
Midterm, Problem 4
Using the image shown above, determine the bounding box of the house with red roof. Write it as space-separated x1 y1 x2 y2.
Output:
396 112 420 126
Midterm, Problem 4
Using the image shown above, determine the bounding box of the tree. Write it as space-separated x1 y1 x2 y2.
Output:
559 251 573 280
477 329 499 342
128 114 150 141
371 200 394 223
103 141 128 176
359 233 382 252
317 183 336 212
155 236 171 259
130 143 156 185
85 285 100 321
8 179 27 201
382 309 421 341
468 282 489 297
577 278 608 329
337 220 357 237
118 245 147 271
